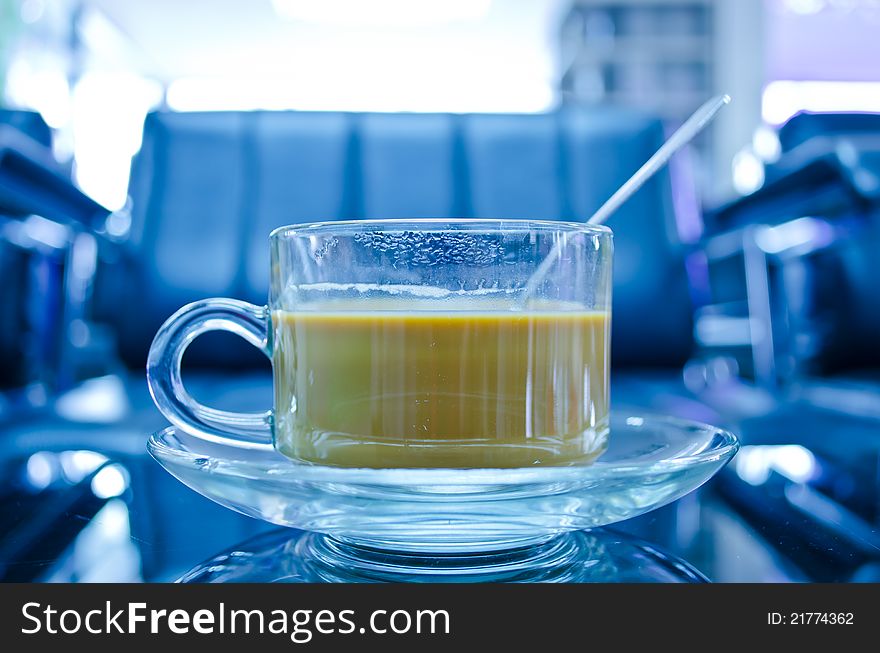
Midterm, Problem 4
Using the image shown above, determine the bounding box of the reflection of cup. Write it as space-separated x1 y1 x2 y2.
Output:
148 219 612 469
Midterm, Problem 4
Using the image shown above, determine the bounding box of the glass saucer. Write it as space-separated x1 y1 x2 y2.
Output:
148 413 738 555
177 527 710 583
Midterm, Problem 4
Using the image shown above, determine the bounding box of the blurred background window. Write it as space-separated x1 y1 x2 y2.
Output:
4 1 879 209
0 0 571 210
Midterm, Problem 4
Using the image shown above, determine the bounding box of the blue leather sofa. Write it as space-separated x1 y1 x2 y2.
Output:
103 108 696 370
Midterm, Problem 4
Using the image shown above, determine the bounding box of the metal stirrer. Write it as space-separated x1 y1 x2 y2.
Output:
520 94 731 304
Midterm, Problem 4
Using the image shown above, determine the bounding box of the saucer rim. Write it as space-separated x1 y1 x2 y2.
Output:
148 412 739 486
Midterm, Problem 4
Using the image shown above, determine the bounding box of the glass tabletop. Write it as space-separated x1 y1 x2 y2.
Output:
175 527 709 583
2 372 878 583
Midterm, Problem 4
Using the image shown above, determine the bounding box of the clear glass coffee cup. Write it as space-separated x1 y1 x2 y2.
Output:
147 219 612 469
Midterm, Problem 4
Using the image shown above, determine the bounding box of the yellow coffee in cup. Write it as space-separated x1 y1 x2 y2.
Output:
272 301 609 468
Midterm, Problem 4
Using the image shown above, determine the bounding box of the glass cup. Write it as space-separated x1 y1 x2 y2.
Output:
147 219 612 469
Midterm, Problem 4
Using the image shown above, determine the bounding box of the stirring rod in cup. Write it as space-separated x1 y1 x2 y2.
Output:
520 94 731 304
588 94 730 227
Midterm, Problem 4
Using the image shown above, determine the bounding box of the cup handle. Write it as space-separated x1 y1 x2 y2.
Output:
147 298 274 450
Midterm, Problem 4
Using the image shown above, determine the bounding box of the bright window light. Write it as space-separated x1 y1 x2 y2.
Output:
168 2 561 114
4 58 71 128
271 0 492 26
782 0 826 14
71 72 163 209
165 34 556 114
763 80 880 125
